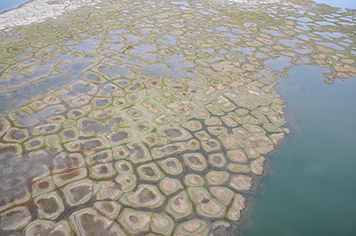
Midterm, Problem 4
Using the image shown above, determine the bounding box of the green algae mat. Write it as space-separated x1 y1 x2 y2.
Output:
0 0 355 235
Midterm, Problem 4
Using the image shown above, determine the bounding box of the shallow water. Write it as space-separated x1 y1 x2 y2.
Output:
241 66 356 235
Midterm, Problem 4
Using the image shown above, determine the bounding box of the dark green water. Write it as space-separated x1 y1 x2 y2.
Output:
242 65 356 236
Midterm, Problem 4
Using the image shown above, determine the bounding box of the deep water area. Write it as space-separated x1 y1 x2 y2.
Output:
242 65 356 235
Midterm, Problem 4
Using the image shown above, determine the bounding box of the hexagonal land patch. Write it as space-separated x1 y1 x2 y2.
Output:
60 127 79 142
208 153 227 168
90 108 115 120
201 138 221 152
137 163 163 181
114 174 137 193
206 171 229 185
119 209 151 235
187 187 212 205
94 201 121 220
227 149 248 163
186 139 200 150
64 137 109 153
232 127 251 139
226 194 248 221
127 142 151 164
70 208 113 235
3 127 29 143
250 156 267 175
183 153 207 171
24 137 45 151
152 142 188 159
174 219 208 235
246 136 274 154
95 181 123 201
0 116 11 137
165 191 193 220
113 145 130 160
209 186 235 205
115 160 134 175
53 168 88 187
196 198 226 218
62 179 93 206
207 126 227 136
89 163 116 179
108 130 130 143
182 120 202 131
32 123 61 136
25 220 71 236
229 175 254 191
52 152 85 174
32 176 56 198
151 213 175 235
34 191 65 220
228 163 251 173
86 149 113 165
159 157 183 175
184 174 205 187
120 184 165 208
161 127 191 141
79 119 110 135
159 177 183 196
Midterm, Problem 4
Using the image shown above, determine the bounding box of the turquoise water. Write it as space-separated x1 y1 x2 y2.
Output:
241 66 356 235
0 0 30 12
